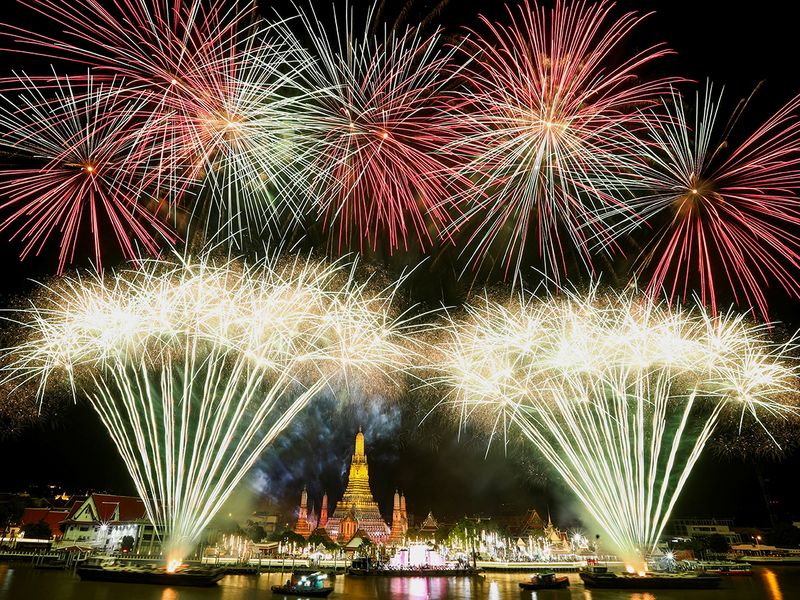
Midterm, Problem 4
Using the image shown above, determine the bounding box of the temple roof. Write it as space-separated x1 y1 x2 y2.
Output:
327 430 389 541
420 511 439 531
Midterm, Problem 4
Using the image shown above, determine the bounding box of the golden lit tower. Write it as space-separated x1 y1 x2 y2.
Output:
327 428 390 542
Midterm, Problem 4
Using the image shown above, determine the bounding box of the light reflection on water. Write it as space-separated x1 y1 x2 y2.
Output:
0 565 797 599
763 568 783 600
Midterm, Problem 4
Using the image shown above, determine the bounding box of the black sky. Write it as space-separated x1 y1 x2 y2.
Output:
0 0 798 531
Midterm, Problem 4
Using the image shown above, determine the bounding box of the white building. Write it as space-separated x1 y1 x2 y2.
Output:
56 493 159 554
668 518 742 545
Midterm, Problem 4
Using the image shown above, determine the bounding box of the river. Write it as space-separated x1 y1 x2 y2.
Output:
1 563 797 599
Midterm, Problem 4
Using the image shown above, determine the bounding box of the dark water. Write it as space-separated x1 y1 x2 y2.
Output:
1 564 797 599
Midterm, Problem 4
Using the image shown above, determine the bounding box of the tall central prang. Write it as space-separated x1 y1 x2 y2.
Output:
325 428 391 543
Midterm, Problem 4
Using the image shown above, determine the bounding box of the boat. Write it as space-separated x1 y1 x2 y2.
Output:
76 564 225 587
271 572 334 597
737 554 800 565
694 560 753 576
518 571 570 590
579 565 721 590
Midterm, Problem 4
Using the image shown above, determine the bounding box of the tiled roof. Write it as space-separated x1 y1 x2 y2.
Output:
19 507 70 535
91 494 147 522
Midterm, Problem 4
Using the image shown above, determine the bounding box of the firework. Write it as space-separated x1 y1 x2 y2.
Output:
435 286 798 567
1 253 416 562
2 0 319 244
443 0 674 281
287 3 462 253
630 83 800 320
130 18 319 243
0 72 175 272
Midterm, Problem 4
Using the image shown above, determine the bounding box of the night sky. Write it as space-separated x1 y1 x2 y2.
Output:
0 0 798 533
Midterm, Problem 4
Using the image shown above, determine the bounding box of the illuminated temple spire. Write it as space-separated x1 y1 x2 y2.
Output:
319 492 328 529
326 429 390 543
389 490 408 544
293 486 312 539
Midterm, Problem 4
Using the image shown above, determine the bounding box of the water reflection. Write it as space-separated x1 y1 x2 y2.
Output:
1 566 799 599
0 564 10 594
160 587 179 600
389 576 448 598
763 569 783 600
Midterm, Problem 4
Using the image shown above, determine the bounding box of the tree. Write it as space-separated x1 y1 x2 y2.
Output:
680 534 730 557
245 522 267 543
0 497 25 537
768 523 800 548
21 520 52 540
704 534 731 554
120 535 135 553
277 530 307 551
357 538 375 558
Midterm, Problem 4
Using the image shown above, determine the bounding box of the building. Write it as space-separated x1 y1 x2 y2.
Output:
499 508 547 537
389 490 409 543
56 493 159 554
294 429 395 544
417 511 439 540
668 518 742 545
292 487 314 538
14 507 70 541
308 492 333 541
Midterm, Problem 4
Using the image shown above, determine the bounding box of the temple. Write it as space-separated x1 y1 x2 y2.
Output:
292 486 314 538
389 490 408 544
294 428 405 544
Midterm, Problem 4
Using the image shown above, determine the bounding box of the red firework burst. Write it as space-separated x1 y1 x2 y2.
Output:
444 0 675 281
291 5 464 253
0 74 176 273
3 0 312 242
633 83 800 320
4 0 248 91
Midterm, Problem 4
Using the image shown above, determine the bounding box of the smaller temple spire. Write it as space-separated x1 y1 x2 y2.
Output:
319 491 329 528
293 485 312 538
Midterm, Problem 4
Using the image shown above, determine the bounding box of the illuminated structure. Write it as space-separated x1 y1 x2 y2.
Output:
389 490 409 544
323 429 391 543
318 493 329 529
418 511 439 538
293 486 314 538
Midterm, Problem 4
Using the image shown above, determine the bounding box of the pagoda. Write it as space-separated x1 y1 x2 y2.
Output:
325 428 390 543
292 486 313 538
389 490 408 544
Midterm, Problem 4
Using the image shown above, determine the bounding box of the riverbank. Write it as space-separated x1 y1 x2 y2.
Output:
2 563 800 600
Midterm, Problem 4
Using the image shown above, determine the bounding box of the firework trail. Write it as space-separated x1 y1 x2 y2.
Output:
443 0 675 282
1 253 417 563
630 83 800 321
286 2 462 253
2 0 319 245
0 72 176 273
434 287 798 567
